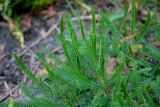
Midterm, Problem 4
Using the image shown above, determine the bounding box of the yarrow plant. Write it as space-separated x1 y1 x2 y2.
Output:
1 1 160 107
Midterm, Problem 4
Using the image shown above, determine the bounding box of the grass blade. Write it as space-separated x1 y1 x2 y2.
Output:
119 2 129 32
59 17 77 70
13 52 36 81
131 0 137 33
144 87 155 107
79 19 89 48
90 7 97 62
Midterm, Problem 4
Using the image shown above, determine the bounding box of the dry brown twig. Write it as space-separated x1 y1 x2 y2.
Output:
72 14 100 21
0 82 22 102
3 81 12 97
120 33 137 43
19 18 60 57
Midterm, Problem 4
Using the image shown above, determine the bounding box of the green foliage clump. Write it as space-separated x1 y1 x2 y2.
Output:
0 0 10 12
11 0 54 10
7 2 160 107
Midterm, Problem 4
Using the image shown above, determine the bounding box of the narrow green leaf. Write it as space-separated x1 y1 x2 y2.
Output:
102 13 119 37
132 0 137 33
110 12 125 22
79 19 89 48
144 88 155 107
91 90 108 107
102 13 120 54
21 84 35 100
66 0 78 17
91 7 96 35
60 17 77 70
43 48 62 65
66 15 83 71
13 52 36 81
111 61 125 81
119 3 129 31
90 7 97 62
66 15 78 47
